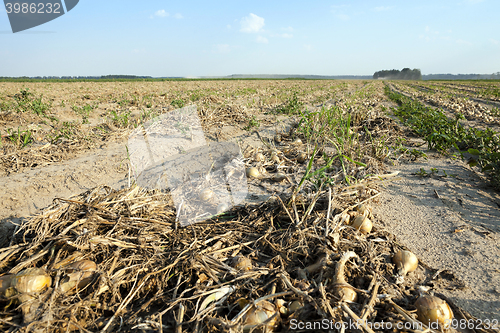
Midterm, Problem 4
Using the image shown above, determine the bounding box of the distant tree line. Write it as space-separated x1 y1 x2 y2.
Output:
100 75 152 79
373 68 422 80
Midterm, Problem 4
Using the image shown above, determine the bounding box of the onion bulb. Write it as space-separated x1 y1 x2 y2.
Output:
242 300 279 332
232 256 252 271
246 167 260 178
341 212 351 226
271 172 287 183
270 153 280 163
333 251 358 303
297 153 307 163
356 203 373 219
393 250 418 284
66 260 97 273
414 295 453 328
10 268 51 295
292 138 302 145
0 275 13 295
288 300 303 314
199 188 214 201
60 260 97 293
9 268 51 323
275 299 287 315
217 203 229 214
254 153 265 162
351 215 372 234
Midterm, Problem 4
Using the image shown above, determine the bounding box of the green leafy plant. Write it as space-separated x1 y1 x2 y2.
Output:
491 107 500 117
72 103 97 124
5 127 33 148
386 85 500 188
295 105 368 185
171 99 185 108
276 92 303 114
244 115 260 131
118 99 130 108
190 90 203 102
142 95 153 108
110 109 131 128
46 121 79 143
13 88 51 116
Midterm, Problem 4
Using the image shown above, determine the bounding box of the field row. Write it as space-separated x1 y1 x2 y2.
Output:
390 82 500 126
415 81 500 101
386 83 500 188
0 81 399 176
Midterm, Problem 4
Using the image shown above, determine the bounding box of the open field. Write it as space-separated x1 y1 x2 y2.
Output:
1 80 499 332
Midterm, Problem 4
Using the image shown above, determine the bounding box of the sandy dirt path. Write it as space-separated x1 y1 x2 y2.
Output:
373 150 500 322
0 141 130 246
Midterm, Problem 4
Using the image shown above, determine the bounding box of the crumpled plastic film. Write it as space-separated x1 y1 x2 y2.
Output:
127 105 248 226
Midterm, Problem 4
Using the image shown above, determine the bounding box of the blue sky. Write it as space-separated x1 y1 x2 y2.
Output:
0 0 499 77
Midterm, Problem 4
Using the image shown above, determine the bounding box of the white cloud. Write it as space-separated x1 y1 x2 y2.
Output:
420 26 451 42
331 5 350 21
374 6 393 12
174 13 183 19
336 14 350 21
490 39 499 45
214 44 231 53
465 0 484 3
154 10 169 18
256 36 268 44
331 4 349 10
240 13 265 33
271 33 293 38
227 24 232 30
281 26 294 32
303 44 312 51
456 39 473 45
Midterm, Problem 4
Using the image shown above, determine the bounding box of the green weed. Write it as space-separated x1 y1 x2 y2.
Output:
276 92 303 114
47 121 79 143
386 85 500 188
72 103 97 124
110 109 131 128
142 95 153 108
171 99 185 109
190 91 203 102
118 99 130 108
5 127 33 148
13 88 51 116
483 86 500 98
296 106 367 185
244 116 260 131
415 167 453 178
